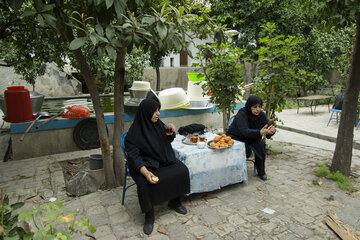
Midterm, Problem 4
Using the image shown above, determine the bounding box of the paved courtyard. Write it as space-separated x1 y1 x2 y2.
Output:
1 105 360 239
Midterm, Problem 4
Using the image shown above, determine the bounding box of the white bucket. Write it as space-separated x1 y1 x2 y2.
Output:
187 81 210 101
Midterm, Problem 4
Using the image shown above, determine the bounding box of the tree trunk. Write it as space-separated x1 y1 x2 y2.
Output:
63 27 117 188
156 66 161 91
222 105 228 133
113 48 126 186
266 84 275 119
331 17 360 176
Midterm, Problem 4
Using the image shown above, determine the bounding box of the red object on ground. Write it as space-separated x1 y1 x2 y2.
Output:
4 86 34 123
62 105 90 119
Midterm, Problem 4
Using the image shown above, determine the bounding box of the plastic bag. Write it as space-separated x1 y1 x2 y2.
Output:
62 105 90 119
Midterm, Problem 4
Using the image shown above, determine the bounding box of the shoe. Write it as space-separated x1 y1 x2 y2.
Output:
143 209 154 235
143 222 153 235
258 174 267 181
168 201 187 215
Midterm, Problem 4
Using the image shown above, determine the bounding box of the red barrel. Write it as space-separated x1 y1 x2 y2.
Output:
4 86 34 123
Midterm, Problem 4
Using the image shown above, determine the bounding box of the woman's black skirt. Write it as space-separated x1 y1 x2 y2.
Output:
130 159 190 213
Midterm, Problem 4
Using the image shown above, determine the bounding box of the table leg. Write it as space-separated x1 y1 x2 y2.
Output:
297 99 300 113
310 100 314 114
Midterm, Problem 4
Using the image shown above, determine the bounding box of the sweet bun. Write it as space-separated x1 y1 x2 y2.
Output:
210 134 234 148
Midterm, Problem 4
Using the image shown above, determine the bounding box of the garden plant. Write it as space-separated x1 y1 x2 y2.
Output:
193 40 247 131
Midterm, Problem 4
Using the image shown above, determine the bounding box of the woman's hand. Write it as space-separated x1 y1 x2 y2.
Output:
140 166 158 184
260 124 276 135
166 123 176 134
268 125 276 135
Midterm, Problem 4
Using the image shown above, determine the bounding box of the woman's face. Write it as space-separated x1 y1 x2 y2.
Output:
250 103 262 116
151 108 160 123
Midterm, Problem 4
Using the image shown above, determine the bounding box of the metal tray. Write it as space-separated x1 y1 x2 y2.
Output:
207 140 233 150
181 137 197 145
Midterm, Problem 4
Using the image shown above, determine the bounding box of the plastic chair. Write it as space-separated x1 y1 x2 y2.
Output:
327 108 342 126
120 131 136 205
227 115 257 176
227 115 236 129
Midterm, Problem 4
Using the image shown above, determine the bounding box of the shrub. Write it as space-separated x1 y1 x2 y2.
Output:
315 164 356 192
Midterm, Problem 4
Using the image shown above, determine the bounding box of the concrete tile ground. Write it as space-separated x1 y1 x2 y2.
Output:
1 105 360 239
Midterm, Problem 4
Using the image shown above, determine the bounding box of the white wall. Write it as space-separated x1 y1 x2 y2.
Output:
163 37 213 67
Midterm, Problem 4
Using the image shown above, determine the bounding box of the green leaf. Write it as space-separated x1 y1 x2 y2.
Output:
69 37 86 50
10 202 24 210
55 201 63 208
89 225 96 233
23 233 34 240
4 235 20 240
96 24 104 36
43 13 57 28
8 0 24 11
106 26 115 40
106 45 117 60
114 0 126 20
142 16 155 25
105 0 114 8
40 4 55 12
37 14 45 26
18 211 32 222
156 21 167 39
89 34 97 45
34 0 44 12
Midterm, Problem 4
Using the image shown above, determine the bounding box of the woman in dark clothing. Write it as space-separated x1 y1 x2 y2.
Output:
125 99 190 235
226 96 276 180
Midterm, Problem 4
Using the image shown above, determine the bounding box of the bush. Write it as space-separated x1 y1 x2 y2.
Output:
315 163 356 192
315 164 331 177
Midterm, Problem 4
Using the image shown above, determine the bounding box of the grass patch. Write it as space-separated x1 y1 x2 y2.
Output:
316 163 356 192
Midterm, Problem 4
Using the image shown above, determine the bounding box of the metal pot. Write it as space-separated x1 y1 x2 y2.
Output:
0 91 44 115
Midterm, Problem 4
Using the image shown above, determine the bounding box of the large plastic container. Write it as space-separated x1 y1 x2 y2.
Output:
187 73 205 82
4 86 34 123
186 73 209 101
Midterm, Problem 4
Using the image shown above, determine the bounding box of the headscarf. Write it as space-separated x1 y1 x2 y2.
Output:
243 95 263 130
125 99 176 164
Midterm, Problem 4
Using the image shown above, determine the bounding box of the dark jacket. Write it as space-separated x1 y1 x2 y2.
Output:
226 109 272 143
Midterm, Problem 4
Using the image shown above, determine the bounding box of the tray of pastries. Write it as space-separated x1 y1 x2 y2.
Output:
207 134 234 150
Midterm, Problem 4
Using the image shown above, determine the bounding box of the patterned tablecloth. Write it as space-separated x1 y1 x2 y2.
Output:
171 132 247 194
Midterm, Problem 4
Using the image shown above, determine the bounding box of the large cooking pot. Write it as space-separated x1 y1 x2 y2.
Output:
0 91 44 115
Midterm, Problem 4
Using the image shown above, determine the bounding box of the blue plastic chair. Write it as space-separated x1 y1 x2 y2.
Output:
327 108 342 126
327 108 360 129
227 115 257 177
357 119 360 130
120 131 136 205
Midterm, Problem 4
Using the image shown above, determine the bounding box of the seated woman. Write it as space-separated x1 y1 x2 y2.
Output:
226 95 276 180
125 99 190 235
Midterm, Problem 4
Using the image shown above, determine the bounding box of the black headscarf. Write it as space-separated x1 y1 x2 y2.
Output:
125 99 176 164
243 95 263 130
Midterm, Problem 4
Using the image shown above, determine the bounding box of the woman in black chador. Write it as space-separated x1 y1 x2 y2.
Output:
226 96 276 180
125 99 190 235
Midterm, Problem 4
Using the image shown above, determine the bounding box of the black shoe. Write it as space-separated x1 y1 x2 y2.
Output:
143 222 153 235
168 202 187 215
143 209 154 235
258 174 267 181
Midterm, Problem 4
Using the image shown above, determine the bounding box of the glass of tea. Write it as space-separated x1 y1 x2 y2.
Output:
190 136 198 143
165 125 173 135
199 135 206 142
